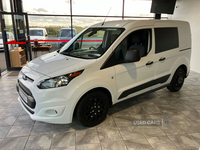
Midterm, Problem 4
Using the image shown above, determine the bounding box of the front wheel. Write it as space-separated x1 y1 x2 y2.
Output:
167 68 185 92
75 91 110 127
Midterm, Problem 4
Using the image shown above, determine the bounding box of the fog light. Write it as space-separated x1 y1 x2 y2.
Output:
45 109 58 116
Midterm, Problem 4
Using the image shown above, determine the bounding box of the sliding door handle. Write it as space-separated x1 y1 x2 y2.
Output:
159 57 166 61
146 61 154 66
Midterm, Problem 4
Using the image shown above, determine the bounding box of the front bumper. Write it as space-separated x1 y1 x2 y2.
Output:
16 78 75 124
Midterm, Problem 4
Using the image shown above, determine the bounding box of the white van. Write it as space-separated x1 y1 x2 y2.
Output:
0 32 15 51
29 28 48 45
57 28 77 48
17 20 191 127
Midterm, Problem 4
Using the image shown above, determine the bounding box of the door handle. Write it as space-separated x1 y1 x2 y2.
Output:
146 61 154 66
159 57 166 61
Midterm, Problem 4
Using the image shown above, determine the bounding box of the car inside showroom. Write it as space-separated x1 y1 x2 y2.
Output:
0 0 200 150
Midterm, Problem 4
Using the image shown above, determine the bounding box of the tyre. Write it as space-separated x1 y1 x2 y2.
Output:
167 68 185 92
75 91 110 127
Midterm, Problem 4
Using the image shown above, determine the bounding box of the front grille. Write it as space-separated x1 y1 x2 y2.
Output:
18 80 32 96
17 81 36 109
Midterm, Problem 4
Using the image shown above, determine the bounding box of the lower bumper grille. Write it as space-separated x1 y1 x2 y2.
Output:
21 99 34 114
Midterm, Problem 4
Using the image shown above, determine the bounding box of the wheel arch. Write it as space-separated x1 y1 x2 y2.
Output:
178 64 187 78
72 87 113 118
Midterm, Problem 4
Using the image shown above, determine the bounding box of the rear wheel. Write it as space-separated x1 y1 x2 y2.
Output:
75 91 109 127
167 68 185 92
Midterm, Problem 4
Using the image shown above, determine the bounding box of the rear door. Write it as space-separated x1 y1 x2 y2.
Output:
153 25 180 89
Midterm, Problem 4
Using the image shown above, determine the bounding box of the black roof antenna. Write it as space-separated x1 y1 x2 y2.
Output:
101 7 112 26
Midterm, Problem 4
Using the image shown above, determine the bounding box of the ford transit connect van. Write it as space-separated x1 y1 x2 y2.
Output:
16 20 191 127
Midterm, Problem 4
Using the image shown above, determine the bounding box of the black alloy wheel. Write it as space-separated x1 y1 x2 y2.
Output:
167 68 185 92
75 91 109 127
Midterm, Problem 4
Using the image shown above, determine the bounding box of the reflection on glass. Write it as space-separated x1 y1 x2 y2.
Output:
60 28 124 59
23 0 70 15
72 0 123 16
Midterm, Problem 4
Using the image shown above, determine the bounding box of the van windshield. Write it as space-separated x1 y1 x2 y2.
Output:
59 28 124 59
30 30 43 36
59 29 75 37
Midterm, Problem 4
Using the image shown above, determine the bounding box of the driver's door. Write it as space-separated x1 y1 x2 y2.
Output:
114 28 156 102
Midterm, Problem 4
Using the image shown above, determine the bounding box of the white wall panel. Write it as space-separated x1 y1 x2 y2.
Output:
172 0 200 73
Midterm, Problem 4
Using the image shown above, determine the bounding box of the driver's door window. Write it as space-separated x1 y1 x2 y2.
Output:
114 29 152 64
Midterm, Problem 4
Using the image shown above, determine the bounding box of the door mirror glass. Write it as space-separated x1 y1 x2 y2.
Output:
124 49 141 63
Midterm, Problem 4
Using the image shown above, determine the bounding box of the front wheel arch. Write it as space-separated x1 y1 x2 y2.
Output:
73 87 112 117
74 89 111 127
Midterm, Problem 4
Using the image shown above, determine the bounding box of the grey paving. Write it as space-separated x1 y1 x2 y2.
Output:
0 70 199 150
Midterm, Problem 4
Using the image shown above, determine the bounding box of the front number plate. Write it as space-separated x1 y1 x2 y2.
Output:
19 89 28 103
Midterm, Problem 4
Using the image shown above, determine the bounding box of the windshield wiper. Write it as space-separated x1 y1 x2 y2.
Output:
60 51 81 58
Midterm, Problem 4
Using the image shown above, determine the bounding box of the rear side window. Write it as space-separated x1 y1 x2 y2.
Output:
155 27 179 53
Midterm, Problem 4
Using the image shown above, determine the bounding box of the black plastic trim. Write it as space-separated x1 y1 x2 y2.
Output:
120 84 170 102
21 100 34 114
118 74 170 99
179 48 191 52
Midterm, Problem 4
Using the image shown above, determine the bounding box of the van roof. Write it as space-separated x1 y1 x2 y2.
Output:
91 19 189 28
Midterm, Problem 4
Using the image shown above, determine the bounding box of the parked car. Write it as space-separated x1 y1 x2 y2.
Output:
17 20 191 127
0 32 15 51
29 28 48 45
57 28 76 48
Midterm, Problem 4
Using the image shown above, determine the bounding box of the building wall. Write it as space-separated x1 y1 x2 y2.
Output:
172 0 200 73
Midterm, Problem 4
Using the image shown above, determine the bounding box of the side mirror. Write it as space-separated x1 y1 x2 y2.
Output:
124 49 141 63
45 34 48 37
56 35 58 37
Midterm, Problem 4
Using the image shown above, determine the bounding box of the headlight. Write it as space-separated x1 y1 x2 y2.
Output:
37 70 83 89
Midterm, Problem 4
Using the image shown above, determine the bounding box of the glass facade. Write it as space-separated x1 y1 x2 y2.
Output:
0 0 168 71
22 0 167 36
23 0 70 15
72 0 123 16
2 0 11 12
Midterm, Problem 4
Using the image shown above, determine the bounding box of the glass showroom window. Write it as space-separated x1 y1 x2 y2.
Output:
72 0 123 16
2 0 11 12
23 0 70 15
124 0 168 18
73 17 122 34
28 16 71 36
124 0 154 17
28 16 71 52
